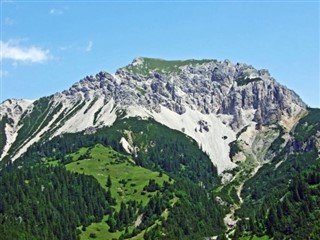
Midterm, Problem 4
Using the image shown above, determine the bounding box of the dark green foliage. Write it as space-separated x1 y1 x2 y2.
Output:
108 200 138 232
9 97 52 155
0 222 38 240
47 100 86 136
144 225 162 240
137 192 171 231
294 108 320 141
228 125 249 160
0 116 8 156
89 233 97 238
102 118 220 188
240 150 318 215
267 124 285 155
241 166 320 240
240 108 320 215
93 107 103 125
106 189 116 205
236 76 262 86
229 140 241 159
236 125 249 138
216 234 228 240
108 185 171 234
17 118 220 188
84 98 98 114
36 103 63 138
236 108 320 239
10 118 226 239
0 164 112 240
136 87 146 95
143 179 161 192
106 175 112 188
266 171 320 239
147 179 225 239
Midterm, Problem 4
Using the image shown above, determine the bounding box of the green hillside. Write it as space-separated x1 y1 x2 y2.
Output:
6 117 225 239
234 108 320 239
66 144 170 206
1 108 318 239
64 144 172 239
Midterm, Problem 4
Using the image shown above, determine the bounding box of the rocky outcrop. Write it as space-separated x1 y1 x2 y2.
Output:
59 58 306 131
0 57 308 165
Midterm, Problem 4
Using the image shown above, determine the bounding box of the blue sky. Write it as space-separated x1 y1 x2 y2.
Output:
1 1 319 107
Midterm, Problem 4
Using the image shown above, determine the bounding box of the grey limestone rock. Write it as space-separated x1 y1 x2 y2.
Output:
57 58 306 131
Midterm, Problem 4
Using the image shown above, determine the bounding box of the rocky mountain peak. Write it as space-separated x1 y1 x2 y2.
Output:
52 57 307 131
0 57 308 171
115 58 306 129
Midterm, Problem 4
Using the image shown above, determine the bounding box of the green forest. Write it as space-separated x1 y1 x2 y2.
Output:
0 109 319 239
0 118 225 239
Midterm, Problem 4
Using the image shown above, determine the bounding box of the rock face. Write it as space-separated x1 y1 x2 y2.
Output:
63 57 306 130
0 57 307 172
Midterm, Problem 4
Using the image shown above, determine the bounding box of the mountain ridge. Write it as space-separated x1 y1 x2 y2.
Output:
0 57 307 174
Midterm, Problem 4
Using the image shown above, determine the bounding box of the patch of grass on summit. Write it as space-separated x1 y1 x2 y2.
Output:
124 57 214 75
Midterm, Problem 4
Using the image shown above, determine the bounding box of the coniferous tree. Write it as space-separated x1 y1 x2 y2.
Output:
106 175 112 188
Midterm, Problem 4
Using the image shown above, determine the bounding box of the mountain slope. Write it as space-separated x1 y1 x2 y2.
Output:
0 57 318 240
0 57 306 174
226 108 320 239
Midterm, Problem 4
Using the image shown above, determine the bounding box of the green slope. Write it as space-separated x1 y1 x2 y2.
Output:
234 108 320 239
66 144 170 207
65 144 172 240
240 108 320 213
0 164 110 240
19 117 220 188
13 117 225 239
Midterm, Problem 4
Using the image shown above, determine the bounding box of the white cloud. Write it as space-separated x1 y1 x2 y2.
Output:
1 40 51 63
59 43 75 51
85 41 93 52
49 8 64 15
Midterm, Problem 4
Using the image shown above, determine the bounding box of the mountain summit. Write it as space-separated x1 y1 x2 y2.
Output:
0 57 306 172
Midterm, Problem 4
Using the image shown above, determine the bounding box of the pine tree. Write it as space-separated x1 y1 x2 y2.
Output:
266 207 279 234
107 215 117 233
106 175 112 188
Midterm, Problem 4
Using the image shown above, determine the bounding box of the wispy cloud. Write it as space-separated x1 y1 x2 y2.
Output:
59 43 75 51
85 41 93 52
1 40 51 63
49 8 64 15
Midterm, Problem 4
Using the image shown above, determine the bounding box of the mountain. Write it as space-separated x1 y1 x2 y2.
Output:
0 57 318 240
0 57 306 170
